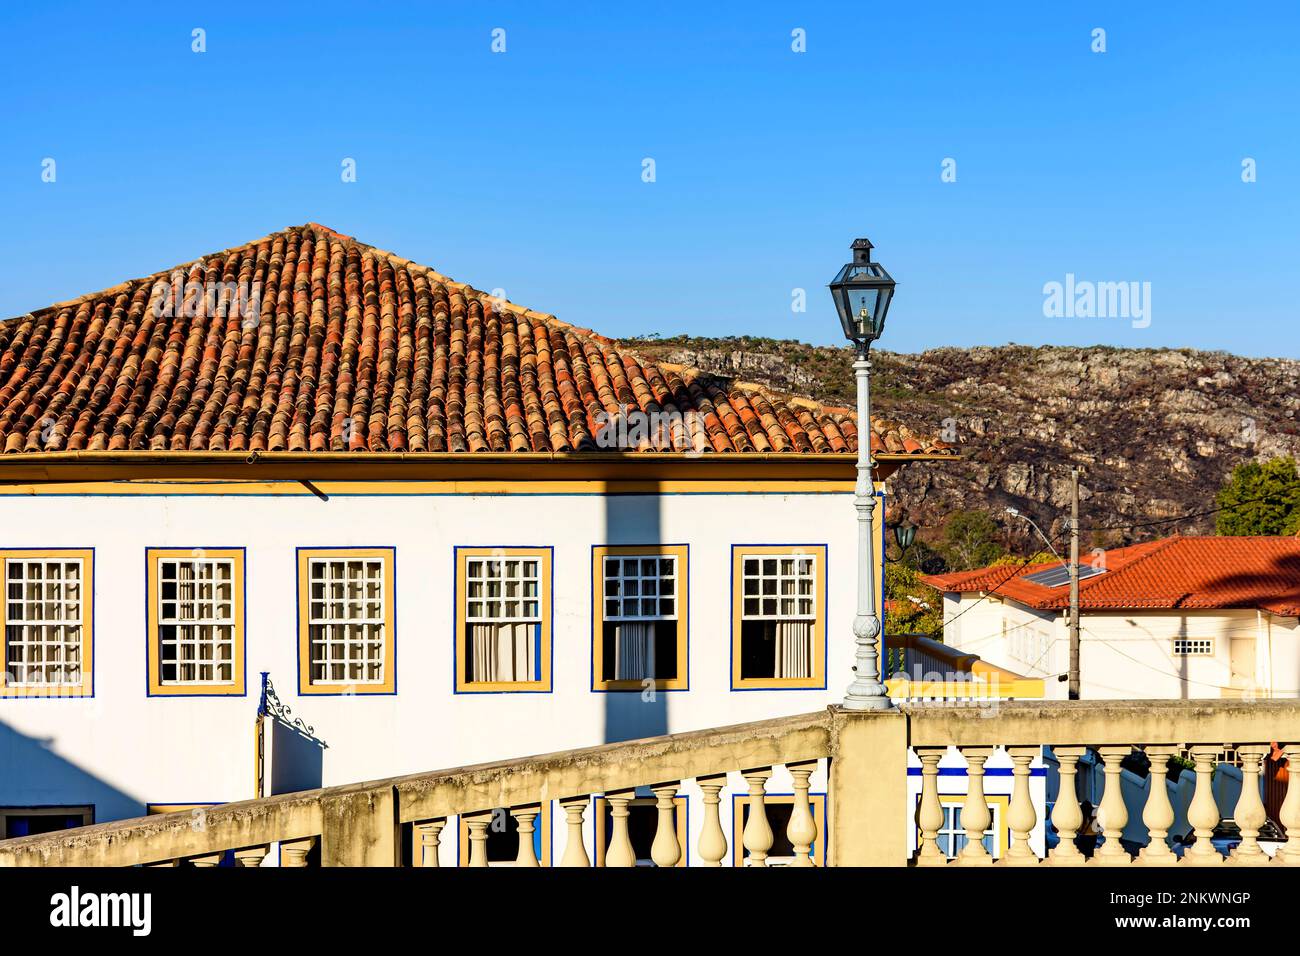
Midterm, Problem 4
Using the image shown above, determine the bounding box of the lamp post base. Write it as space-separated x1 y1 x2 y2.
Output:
840 692 896 712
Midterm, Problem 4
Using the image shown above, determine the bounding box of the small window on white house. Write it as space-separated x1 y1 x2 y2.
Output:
157 558 236 685
600 555 678 683
465 556 542 684
1172 638 1214 656
4 558 85 687
308 558 386 685
733 549 825 687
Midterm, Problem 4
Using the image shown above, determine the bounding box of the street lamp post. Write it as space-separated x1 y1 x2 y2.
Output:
829 238 896 711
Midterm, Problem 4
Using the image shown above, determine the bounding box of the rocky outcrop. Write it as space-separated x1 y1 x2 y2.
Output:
624 337 1300 548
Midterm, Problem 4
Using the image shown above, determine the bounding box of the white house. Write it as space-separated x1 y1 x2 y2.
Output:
924 535 1300 701
0 222 964 864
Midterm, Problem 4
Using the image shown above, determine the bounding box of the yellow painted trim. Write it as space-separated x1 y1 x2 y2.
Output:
146 548 246 697
885 677 1046 700
0 549 94 698
146 803 220 815
730 545 828 690
0 478 860 497
456 805 552 866
593 795 688 867
454 547 553 693
929 793 1011 859
591 545 689 691
732 793 828 866
296 548 397 695
0 449 940 486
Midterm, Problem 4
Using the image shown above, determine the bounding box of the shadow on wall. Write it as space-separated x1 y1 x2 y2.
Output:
602 486 670 744
269 715 327 795
0 718 142 828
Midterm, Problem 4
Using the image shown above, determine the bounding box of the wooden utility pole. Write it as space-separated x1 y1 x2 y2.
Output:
1068 467 1081 699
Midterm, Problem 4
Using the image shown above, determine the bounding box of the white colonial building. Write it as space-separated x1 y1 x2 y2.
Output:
0 223 970 864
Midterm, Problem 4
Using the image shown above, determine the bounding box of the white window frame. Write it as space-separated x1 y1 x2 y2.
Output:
935 802 999 860
4 557 86 687
156 557 237 686
739 553 817 622
307 557 387 686
465 556 542 625
602 554 678 622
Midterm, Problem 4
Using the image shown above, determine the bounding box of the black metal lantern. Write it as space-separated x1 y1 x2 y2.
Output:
893 522 917 551
828 238 896 351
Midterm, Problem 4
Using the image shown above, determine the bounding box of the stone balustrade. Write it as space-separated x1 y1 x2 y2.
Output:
0 699 1295 867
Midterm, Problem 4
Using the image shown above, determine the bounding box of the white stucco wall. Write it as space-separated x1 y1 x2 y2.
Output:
0 483 871 851
943 592 1298 701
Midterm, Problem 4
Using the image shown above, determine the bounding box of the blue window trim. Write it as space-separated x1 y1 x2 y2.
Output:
589 543 691 694
728 542 830 692
0 546 96 700
144 545 248 698
451 544 555 695
293 545 399 697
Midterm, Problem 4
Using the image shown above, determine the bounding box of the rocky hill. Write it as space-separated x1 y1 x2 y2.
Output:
622 336 1300 551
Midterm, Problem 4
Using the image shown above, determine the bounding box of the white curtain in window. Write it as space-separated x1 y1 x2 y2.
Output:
614 621 654 681
472 622 535 682
774 621 813 679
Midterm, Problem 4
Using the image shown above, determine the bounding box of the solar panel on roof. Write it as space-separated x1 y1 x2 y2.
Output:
1023 563 1106 588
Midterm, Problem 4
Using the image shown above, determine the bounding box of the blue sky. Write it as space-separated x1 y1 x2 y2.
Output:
1 2 1296 357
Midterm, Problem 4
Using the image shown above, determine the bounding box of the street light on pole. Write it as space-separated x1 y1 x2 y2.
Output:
829 238 896 711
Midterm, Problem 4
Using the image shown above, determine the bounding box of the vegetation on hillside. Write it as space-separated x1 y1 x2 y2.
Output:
1215 456 1300 535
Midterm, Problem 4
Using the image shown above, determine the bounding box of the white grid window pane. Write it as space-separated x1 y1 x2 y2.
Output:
157 558 236 685
308 559 386 684
603 555 676 621
740 553 816 621
465 556 541 623
5 558 84 686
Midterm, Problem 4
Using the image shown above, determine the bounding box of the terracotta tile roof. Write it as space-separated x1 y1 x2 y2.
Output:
0 224 957 458
923 536 1300 617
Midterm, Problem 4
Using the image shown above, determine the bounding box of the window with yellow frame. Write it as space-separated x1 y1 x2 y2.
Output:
0 549 93 698
454 546 552 693
592 544 688 691
296 547 396 695
146 548 245 697
731 545 826 690
732 793 828 866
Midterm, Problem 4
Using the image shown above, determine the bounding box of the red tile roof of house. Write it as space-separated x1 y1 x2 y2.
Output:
0 224 958 458
923 536 1300 617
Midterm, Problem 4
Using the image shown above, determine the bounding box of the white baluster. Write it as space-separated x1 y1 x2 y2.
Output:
512 806 541 867
742 768 774 867
604 791 637 867
1093 746 1132 866
1000 746 1040 866
955 747 993 865
913 747 947 866
281 835 318 868
650 783 682 868
466 813 491 867
1230 746 1270 866
1185 746 1224 866
697 775 729 867
1275 745 1300 866
1138 746 1179 866
1046 746 1087 866
559 798 590 867
786 762 819 867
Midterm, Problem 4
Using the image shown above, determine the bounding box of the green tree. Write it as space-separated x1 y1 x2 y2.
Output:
883 562 943 637
1215 456 1300 535
940 509 1006 571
